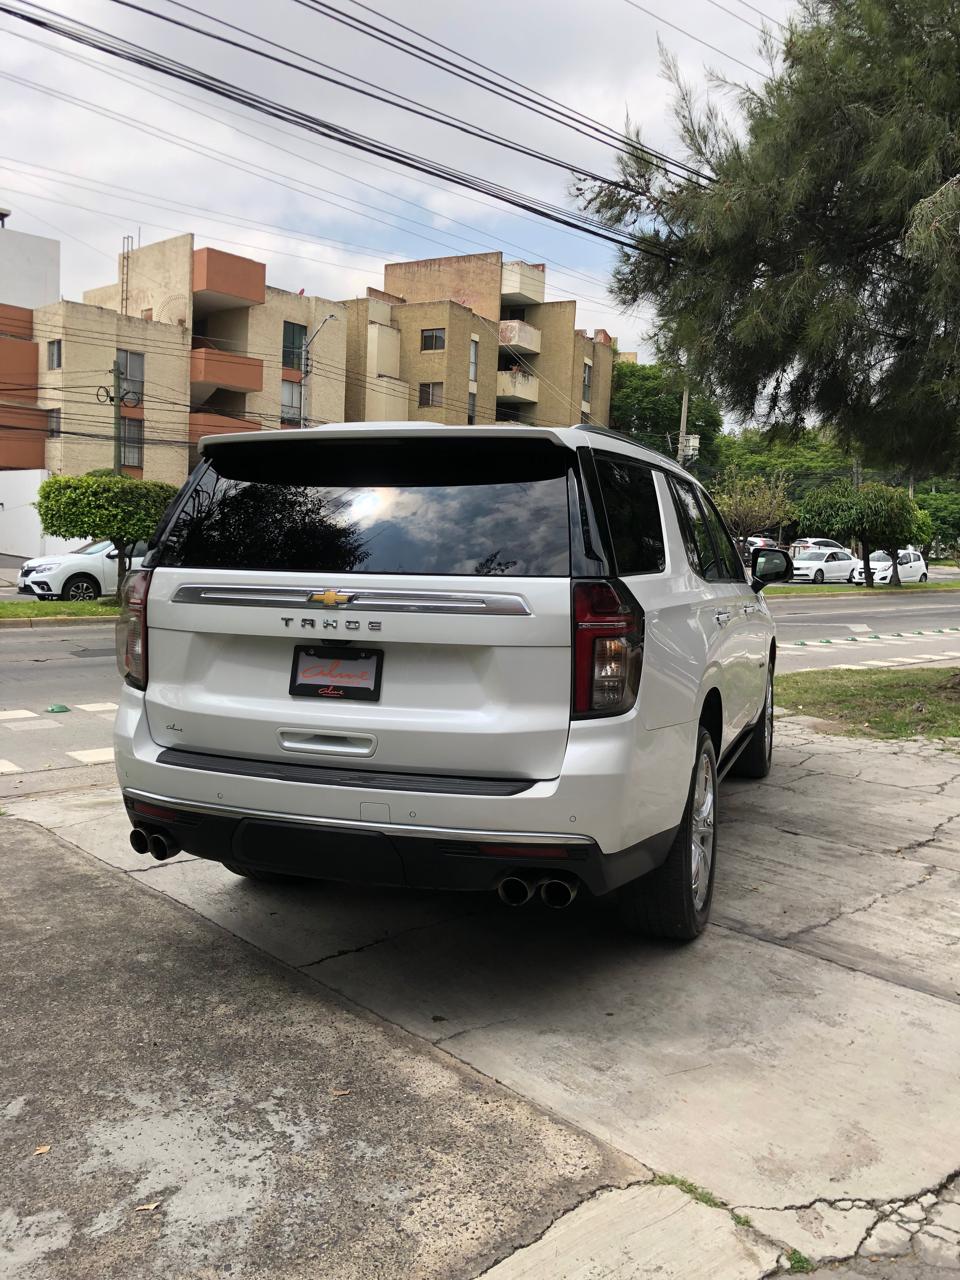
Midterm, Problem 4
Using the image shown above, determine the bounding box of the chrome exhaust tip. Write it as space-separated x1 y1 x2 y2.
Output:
497 875 535 906
147 832 180 862
129 827 150 855
539 877 578 909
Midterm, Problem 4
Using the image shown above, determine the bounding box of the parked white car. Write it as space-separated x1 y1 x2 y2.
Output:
791 547 860 584
115 424 792 941
789 537 845 557
853 550 928 584
19 539 148 601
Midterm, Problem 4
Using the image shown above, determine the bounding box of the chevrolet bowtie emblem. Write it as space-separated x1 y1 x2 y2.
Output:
310 589 353 607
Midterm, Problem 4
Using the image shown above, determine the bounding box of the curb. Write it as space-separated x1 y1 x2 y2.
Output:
0 616 119 629
766 587 960 601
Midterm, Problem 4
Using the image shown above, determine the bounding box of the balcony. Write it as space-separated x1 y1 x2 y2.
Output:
500 261 545 306
498 319 541 355
496 369 539 404
189 411 262 445
190 344 263 404
0 404 47 468
192 247 265 315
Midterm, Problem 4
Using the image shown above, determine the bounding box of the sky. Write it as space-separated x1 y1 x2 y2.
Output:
0 0 795 359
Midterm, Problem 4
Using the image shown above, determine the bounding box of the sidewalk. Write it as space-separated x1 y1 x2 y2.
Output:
4 716 960 1278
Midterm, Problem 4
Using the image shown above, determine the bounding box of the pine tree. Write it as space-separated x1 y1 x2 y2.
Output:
580 0 960 472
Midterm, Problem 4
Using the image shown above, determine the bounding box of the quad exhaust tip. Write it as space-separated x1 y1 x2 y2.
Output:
539 877 578 909
497 875 535 907
129 826 150 855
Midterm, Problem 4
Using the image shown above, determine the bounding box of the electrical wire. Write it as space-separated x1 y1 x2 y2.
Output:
703 0 765 33
293 0 712 184
0 1 670 256
620 0 770 76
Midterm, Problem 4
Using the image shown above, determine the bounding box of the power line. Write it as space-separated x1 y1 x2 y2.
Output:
295 0 711 184
620 0 770 77
703 0 765 33
102 0 633 191
1 0 667 254
729 0 785 29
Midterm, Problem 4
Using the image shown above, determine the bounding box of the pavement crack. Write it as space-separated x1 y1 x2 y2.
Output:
780 865 937 943
468 1178 662 1279
297 909 486 969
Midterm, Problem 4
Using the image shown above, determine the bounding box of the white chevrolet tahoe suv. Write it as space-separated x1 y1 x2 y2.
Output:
115 425 791 940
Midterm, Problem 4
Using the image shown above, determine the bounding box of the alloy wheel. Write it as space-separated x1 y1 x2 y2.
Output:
690 747 716 912
67 581 96 602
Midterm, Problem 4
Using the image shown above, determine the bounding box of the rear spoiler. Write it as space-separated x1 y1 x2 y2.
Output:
199 424 581 454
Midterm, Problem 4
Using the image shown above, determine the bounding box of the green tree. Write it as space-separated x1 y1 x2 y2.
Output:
609 362 721 465
916 484 960 559
36 474 178 592
796 481 927 585
713 466 791 543
580 0 960 472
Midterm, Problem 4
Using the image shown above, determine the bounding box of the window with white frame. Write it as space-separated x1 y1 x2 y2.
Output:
418 382 443 408
47 339 62 370
281 378 302 424
582 360 592 404
117 349 144 402
469 338 479 383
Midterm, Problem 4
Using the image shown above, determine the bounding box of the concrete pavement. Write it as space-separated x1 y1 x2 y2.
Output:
4 715 960 1277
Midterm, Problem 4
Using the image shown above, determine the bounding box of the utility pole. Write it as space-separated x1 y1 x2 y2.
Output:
300 312 339 428
112 361 122 474
676 383 689 464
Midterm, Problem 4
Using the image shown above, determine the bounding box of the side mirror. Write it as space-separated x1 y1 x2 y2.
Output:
751 547 793 593
105 549 119 560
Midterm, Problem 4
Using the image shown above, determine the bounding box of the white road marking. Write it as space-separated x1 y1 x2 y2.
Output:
75 702 118 713
0 758 23 774
0 709 38 721
848 623 870 632
66 747 115 765
860 660 896 667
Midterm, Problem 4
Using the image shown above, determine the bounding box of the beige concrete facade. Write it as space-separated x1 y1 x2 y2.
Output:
1 234 346 480
355 252 615 428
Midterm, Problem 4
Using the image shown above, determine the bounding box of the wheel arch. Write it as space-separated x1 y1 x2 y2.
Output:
698 686 723 759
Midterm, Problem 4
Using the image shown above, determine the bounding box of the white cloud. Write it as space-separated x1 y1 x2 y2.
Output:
0 0 795 356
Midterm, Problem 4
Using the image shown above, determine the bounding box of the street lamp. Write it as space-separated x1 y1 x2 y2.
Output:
300 312 339 428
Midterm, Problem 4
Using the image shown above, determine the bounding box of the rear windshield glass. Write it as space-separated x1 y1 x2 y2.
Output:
156 437 572 576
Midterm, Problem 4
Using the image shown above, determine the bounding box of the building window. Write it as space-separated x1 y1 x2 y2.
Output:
282 321 307 371
47 409 61 438
421 328 446 352
281 378 303 424
47 339 62 370
120 417 143 468
467 392 477 425
468 338 479 383
418 382 443 408
504 306 526 321
117 349 144 402
582 361 592 404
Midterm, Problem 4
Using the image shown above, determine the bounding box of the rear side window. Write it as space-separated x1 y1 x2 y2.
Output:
157 438 572 577
594 455 665 574
670 478 743 582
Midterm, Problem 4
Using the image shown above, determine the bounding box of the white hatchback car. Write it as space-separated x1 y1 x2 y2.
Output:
19 539 148 602
114 426 792 940
853 550 928 584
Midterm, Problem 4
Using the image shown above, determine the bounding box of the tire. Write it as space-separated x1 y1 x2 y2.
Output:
848 571 855 583
920 573 928 583
813 569 825 584
618 726 718 941
221 861 304 883
732 666 774 780
61 574 100 602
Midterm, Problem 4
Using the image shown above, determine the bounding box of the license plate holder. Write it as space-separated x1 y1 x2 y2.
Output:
289 645 383 702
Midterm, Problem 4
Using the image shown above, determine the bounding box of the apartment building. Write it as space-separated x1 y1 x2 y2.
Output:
0 233 346 484
348 250 616 429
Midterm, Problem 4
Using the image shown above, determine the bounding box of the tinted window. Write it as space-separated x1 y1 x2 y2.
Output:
594 455 665 574
698 492 744 581
158 438 571 577
671 478 722 581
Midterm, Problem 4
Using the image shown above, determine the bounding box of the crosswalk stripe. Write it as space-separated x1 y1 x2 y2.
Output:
0 709 38 722
66 747 115 765
0 758 24 773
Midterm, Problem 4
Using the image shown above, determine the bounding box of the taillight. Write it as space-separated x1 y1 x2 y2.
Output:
117 569 151 689
572 580 644 717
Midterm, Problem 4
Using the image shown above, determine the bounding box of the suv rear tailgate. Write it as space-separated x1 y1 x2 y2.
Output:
143 434 576 780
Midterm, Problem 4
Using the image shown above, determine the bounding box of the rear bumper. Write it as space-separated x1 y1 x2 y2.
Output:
122 789 676 894
114 684 692 887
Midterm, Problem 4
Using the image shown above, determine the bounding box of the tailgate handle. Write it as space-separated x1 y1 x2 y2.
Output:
277 729 378 758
